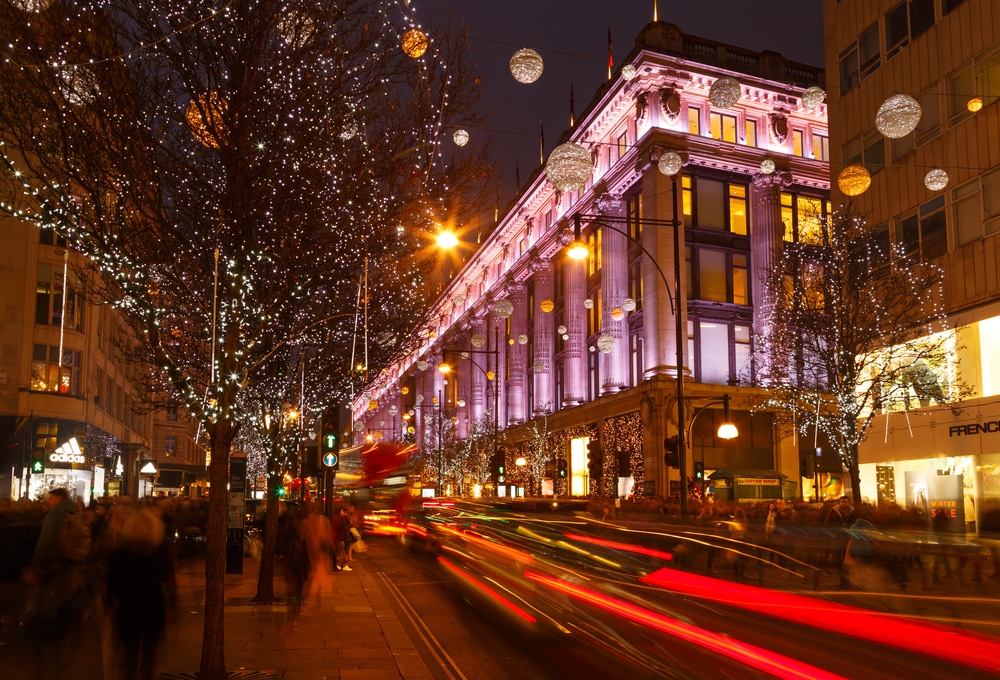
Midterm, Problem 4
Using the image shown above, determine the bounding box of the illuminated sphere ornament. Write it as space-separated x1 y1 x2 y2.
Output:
924 168 949 192
621 64 637 81
401 387 409 395
368 400 378 412
58 68 98 105
417 360 429 372
470 333 485 348
277 12 315 47
876 94 922 138
562 334 570 341
968 97 984 113
353 421 364 432
12 0 54 11
611 307 625 321
837 164 871 197
539 299 554 313
415 394 424 404
708 77 741 109
453 295 466 306
186 92 228 148
518 334 529 345
509 48 544 84
657 151 683 177
508 338 514 345
760 158 776 174
801 86 826 109
340 123 358 140
597 333 616 354
622 298 636 312
453 129 470 147
492 299 514 318
557 325 567 335
533 360 544 372
388 405 398 416
546 142 593 192
583 298 594 309
402 29 429 58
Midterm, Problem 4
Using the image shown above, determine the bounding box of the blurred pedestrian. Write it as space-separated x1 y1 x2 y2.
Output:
30 487 90 640
105 505 171 680
335 507 355 571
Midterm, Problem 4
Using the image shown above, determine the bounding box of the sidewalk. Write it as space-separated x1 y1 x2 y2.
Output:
160 556 432 680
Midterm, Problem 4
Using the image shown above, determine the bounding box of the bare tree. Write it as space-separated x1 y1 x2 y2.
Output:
749 205 967 507
0 2 493 677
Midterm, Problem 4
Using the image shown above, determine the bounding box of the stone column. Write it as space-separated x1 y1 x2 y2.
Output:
506 283 527 424
563 220 587 406
532 258 554 415
469 316 488 425
598 193 629 394
751 171 790 383
488 308 508 430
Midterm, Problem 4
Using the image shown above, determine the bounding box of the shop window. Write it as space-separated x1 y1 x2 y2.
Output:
699 250 728 302
896 196 948 263
617 130 628 158
909 0 935 39
953 180 982 246
947 65 975 124
30 344 82 395
734 325 751 379
885 2 910 59
781 192 828 244
812 133 829 161
728 184 747 235
792 129 805 157
688 106 701 135
943 0 966 13
709 112 738 142
682 175 693 221
839 22 880 94
732 254 749 305
696 178 725 230
699 322 730 385
745 119 758 147
976 48 1000 108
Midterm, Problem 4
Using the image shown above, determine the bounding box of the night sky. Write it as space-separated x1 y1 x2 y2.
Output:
427 0 825 209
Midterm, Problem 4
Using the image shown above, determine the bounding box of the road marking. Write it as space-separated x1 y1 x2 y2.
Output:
376 571 468 680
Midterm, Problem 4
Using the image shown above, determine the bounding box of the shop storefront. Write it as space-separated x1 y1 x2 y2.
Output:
858 396 1000 534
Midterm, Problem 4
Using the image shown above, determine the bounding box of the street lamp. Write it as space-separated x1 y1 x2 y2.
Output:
437 326 501 494
687 394 738 492
573 183 692 514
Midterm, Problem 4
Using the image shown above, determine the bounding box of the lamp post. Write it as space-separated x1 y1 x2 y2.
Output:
572 192 692 514
686 394 739 491
438 326 501 495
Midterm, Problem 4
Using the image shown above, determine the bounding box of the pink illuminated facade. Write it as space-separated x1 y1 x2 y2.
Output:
354 22 829 501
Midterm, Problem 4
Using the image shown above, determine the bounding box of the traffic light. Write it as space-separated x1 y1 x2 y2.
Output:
30 456 45 474
800 456 812 478
557 457 568 478
586 438 602 479
544 460 555 479
693 461 705 481
494 453 506 483
321 405 340 470
663 435 679 467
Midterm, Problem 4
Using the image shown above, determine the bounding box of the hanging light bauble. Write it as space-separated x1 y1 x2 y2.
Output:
622 298 636 312
708 77 741 109
611 307 625 321
597 333 616 354
583 298 594 309
557 325 567 335
801 85 826 109
760 158 776 174
453 129 470 147
492 299 514 318
924 168 949 191
562 334 570 341
277 12 315 47
876 93 922 138
368 400 378 411
539 299 554 313
353 421 364 432
621 64 637 81
470 333 485 348
968 97 984 113
546 142 593 192
58 67 98 105
186 92 229 148
415 394 424 404
533 360 545 372
837 164 871 196
401 386 409 395
518 334 529 345
340 123 358 140
401 29 429 58
508 338 515 345
509 48 544 84
12 0 54 11
417 360 429 372
388 405 398 416
657 151 683 177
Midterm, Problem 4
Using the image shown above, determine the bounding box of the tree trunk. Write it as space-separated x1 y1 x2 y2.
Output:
253 458 281 603
198 431 232 680
847 443 863 510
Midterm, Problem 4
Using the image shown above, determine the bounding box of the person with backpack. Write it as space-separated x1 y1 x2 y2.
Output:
30 487 91 640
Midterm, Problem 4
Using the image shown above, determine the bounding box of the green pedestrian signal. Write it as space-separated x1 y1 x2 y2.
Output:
323 433 338 451
31 457 45 474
